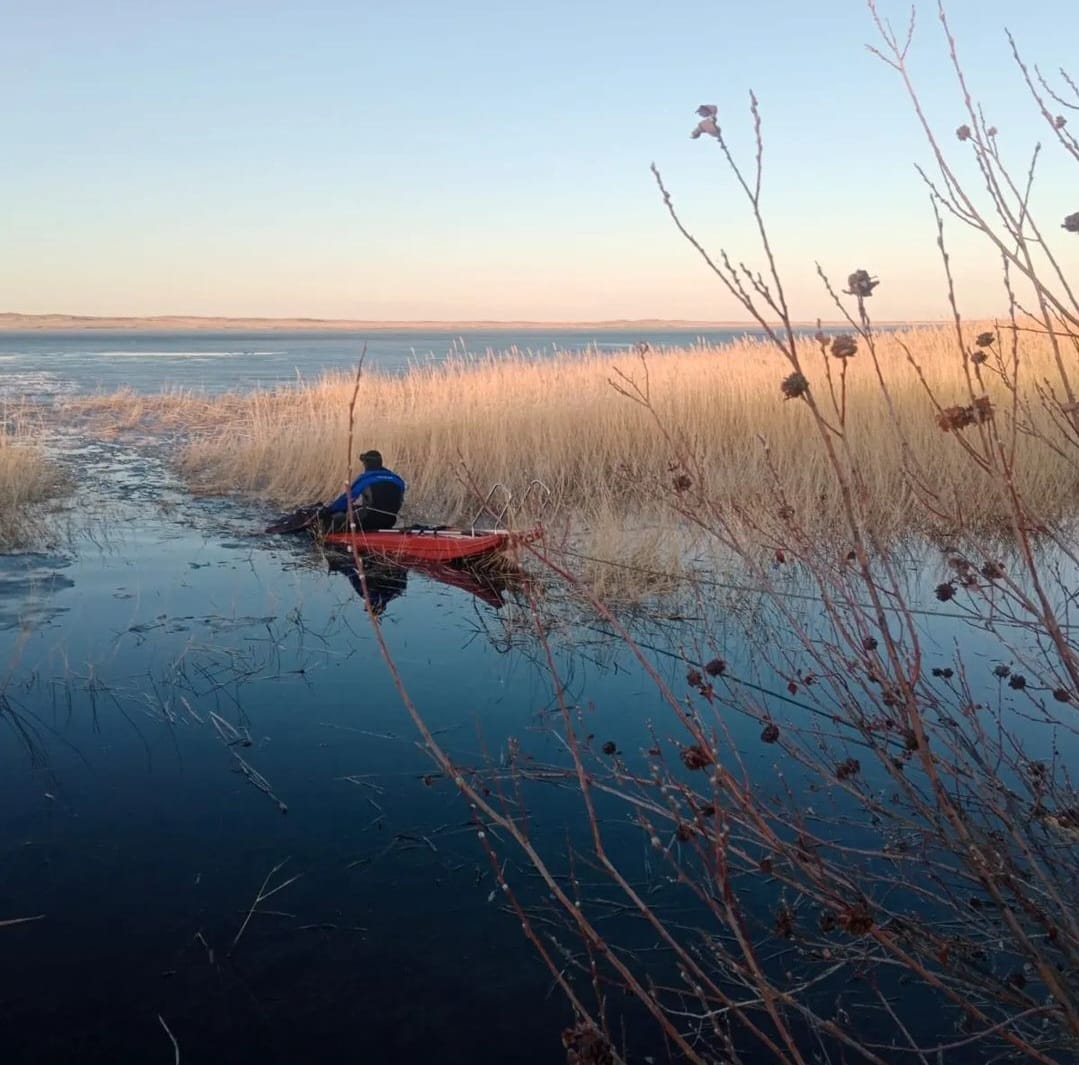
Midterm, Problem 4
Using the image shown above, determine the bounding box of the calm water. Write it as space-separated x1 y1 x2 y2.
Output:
0 327 763 399
2 334 1075 1062
0 440 619 1063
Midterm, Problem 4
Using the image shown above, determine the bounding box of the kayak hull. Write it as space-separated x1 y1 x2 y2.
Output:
322 526 537 564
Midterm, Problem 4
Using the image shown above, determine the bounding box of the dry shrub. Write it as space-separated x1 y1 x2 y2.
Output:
371 6 1079 1061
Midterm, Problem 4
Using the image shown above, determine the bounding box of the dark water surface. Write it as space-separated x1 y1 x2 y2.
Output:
2 431 736 1064
0 327 762 399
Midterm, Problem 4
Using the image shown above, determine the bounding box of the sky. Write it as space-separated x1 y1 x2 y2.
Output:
0 0 1076 322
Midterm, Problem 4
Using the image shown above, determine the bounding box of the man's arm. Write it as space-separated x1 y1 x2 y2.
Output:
325 471 368 514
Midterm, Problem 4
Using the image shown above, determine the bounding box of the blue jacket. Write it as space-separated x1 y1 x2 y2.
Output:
326 468 407 514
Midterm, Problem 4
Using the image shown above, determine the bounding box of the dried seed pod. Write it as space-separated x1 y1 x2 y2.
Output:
935 582 956 602
780 371 809 399
840 901 875 935
956 124 972 141
760 722 780 743
937 397 994 431
835 757 861 781
938 405 973 432
691 116 720 139
562 1022 614 1065
1064 212 1079 233
845 270 880 298
830 334 858 359
704 657 726 677
680 744 713 770
975 331 995 347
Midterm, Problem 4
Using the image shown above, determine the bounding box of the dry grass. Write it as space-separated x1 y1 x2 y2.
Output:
65 388 247 438
60 324 1079 566
0 410 65 549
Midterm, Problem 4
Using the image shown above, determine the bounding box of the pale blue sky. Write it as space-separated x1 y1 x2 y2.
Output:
1 0 1075 321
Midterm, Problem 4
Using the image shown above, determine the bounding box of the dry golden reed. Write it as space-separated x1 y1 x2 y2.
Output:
0 410 64 548
65 325 1079 554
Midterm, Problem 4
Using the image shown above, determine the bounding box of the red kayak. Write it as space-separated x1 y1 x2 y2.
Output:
322 525 540 564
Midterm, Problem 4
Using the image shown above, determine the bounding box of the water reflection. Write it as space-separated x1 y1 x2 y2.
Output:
324 551 409 615
322 546 512 614
0 552 74 631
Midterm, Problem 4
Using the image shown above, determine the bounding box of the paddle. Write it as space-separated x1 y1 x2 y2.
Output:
265 503 324 534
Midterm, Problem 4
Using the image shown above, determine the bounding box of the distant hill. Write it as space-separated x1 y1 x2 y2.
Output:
0 312 886 332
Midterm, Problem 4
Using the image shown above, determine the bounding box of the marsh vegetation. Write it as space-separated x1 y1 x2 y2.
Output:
56 322 1079 592
0 408 65 549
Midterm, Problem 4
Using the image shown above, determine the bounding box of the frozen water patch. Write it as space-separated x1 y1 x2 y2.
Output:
0 370 78 401
97 350 236 359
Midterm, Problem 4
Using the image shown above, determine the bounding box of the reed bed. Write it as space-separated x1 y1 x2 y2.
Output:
163 325 1075 534
0 409 65 549
66 387 251 437
59 324 1079 577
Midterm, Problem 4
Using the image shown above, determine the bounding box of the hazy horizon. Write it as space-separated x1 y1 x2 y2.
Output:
2 1 1074 322
0 309 947 329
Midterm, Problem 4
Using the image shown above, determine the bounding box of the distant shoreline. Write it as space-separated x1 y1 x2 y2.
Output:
0 312 933 333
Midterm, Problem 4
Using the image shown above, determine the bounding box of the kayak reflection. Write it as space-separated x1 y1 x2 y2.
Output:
324 549 509 614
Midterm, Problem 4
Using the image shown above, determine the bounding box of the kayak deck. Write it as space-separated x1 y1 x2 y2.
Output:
322 525 539 563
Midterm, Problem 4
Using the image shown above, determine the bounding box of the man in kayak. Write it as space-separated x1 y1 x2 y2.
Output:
319 449 406 532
